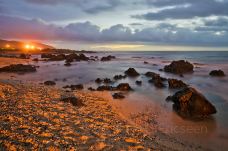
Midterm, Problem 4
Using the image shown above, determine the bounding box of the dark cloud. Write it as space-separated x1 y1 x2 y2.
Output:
133 0 228 20
25 0 121 14
1 15 227 46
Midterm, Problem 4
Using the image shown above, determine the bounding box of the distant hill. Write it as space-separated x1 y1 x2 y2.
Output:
0 39 54 50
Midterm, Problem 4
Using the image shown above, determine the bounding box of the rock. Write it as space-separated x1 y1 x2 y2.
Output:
0 64 37 73
41 53 53 58
145 72 159 78
78 53 89 61
48 54 66 61
113 75 127 80
19 54 30 59
101 55 116 61
33 58 39 62
159 69 163 72
135 81 142 85
64 62 71 66
168 87 217 118
103 78 112 83
124 68 140 77
112 93 125 99
95 78 102 83
60 96 84 107
144 61 148 64
148 76 166 88
44 81 56 86
63 84 83 90
97 85 114 91
116 83 133 91
168 79 187 89
209 70 225 77
164 60 194 74
88 87 96 91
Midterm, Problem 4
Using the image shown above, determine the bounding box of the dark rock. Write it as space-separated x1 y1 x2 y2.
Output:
148 76 165 88
88 87 96 91
78 53 89 61
169 87 217 118
48 54 66 61
0 64 37 73
124 68 140 77
41 53 53 58
97 85 114 91
33 58 39 62
145 72 159 78
112 93 125 99
19 54 30 59
44 81 56 86
113 75 127 80
135 81 142 85
168 79 187 89
144 61 148 64
63 84 83 90
209 70 225 77
95 78 102 83
64 62 71 66
101 55 116 61
116 83 133 91
164 60 194 74
60 97 84 107
103 78 112 83
179 74 184 77
159 69 163 72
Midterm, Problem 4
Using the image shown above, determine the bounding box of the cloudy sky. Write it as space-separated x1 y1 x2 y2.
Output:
0 0 228 50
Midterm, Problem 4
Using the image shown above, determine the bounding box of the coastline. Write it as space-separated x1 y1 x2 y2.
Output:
0 52 227 150
0 79 206 150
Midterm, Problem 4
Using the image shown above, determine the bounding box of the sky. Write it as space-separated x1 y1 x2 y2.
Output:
0 0 228 51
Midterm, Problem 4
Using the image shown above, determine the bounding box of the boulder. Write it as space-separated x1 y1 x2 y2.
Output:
168 79 187 89
144 61 148 64
88 87 96 91
97 85 114 91
95 78 102 83
116 83 133 91
209 70 225 77
124 68 140 77
164 60 194 74
148 75 166 88
78 53 89 61
113 75 127 80
112 93 125 99
135 81 142 85
145 72 159 78
168 87 217 118
60 96 84 107
41 53 53 58
103 78 112 83
19 54 30 59
0 64 37 73
63 84 83 90
101 55 116 61
64 62 71 66
44 81 56 86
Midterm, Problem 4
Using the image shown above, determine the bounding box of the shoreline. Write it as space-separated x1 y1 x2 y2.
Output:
0 79 207 150
0 53 227 150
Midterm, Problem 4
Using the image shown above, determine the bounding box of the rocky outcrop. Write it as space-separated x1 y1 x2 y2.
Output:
145 72 159 78
100 55 116 61
209 70 225 77
167 87 217 118
113 75 127 80
44 81 56 86
63 84 84 90
125 68 140 77
116 83 133 91
135 81 142 85
112 93 125 99
164 60 194 74
0 64 37 73
168 79 187 89
97 85 114 91
60 96 84 107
